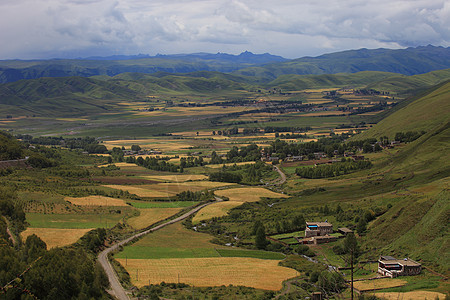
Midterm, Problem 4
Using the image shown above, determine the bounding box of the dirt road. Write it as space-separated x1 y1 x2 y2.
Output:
273 165 287 185
98 199 221 300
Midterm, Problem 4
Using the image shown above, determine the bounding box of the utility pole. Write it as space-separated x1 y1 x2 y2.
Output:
350 248 354 300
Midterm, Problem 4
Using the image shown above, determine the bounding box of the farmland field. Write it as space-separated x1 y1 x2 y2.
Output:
127 201 198 208
192 201 240 224
104 181 234 198
26 212 125 229
127 208 182 230
353 278 407 291
141 174 208 182
376 291 447 300
193 187 289 222
21 227 93 249
215 187 289 202
65 196 129 207
116 257 298 290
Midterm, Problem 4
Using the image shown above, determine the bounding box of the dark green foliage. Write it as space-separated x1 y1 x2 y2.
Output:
0 186 25 228
22 248 109 299
226 144 261 162
176 190 214 202
255 224 268 250
0 131 23 160
127 155 179 172
24 234 47 262
296 160 372 179
131 144 141 152
395 131 425 143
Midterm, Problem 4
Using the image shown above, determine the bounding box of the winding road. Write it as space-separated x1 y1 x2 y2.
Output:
98 199 222 300
273 165 287 185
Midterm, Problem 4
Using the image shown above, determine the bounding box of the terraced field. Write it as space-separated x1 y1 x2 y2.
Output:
192 187 289 223
114 222 296 290
21 228 93 249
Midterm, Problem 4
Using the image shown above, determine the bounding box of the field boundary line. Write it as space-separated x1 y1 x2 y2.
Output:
98 198 222 300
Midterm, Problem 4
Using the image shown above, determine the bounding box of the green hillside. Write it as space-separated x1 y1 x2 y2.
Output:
356 80 450 139
234 45 450 81
354 82 450 272
267 71 398 90
366 68 450 94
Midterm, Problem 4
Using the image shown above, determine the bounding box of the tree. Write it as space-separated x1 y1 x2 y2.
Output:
357 217 367 235
131 144 141 152
343 233 359 300
255 224 268 250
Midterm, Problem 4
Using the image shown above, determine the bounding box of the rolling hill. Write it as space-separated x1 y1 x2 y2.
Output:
234 45 450 81
355 81 450 272
1 46 449 84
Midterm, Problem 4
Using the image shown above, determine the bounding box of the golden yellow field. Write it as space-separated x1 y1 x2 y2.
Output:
376 291 447 300
354 278 407 291
117 257 298 290
215 187 289 202
65 196 129 207
21 227 93 249
142 174 208 182
127 208 182 230
192 201 240 224
103 185 170 198
55 118 88 121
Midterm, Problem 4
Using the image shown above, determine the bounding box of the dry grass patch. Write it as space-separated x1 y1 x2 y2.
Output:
127 208 181 230
354 278 407 291
117 257 298 290
103 185 170 198
192 202 240 224
376 291 447 300
215 187 289 202
21 228 93 249
65 196 129 207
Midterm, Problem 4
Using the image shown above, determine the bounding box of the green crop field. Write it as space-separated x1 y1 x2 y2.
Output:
216 249 286 260
26 213 125 229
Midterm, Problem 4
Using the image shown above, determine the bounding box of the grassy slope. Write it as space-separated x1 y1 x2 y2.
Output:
356 81 450 139
356 82 450 272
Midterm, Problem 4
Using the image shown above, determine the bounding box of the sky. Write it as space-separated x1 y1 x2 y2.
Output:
1 0 449 60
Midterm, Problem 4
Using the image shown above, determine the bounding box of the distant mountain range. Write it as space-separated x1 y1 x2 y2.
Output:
0 46 449 83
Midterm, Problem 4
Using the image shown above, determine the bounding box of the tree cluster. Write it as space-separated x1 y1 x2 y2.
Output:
295 160 372 179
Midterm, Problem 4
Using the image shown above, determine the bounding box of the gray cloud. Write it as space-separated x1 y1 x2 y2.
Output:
0 0 448 59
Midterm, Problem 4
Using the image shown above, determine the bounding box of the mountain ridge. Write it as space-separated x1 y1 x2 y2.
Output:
1 46 449 84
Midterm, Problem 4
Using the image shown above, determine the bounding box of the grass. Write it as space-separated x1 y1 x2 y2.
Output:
116 246 219 259
116 257 298 290
21 227 93 249
141 174 208 182
216 249 286 260
270 231 304 239
26 212 125 229
127 208 182 230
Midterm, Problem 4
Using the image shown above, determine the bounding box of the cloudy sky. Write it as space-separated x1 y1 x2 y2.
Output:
1 0 449 59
